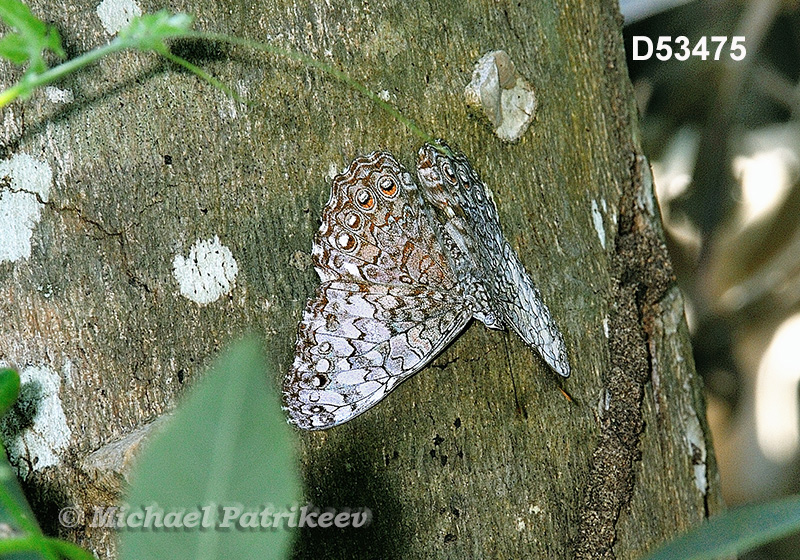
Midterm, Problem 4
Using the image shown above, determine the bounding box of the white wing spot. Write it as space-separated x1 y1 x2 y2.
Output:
315 358 331 373
173 236 239 305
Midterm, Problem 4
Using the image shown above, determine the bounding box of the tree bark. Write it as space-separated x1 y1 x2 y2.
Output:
0 0 722 558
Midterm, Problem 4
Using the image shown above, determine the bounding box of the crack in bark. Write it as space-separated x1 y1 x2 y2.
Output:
427 350 483 371
2 183 152 293
574 154 675 559
500 6 524 47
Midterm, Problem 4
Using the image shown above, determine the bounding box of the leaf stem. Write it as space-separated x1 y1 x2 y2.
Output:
0 40 125 107
158 49 251 106
186 30 439 147
0 14 446 150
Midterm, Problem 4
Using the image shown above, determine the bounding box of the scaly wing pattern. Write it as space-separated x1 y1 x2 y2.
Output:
285 281 471 430
416 141 570 378
284 152 472 430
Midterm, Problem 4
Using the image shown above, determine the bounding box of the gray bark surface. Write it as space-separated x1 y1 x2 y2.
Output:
0 0 722 557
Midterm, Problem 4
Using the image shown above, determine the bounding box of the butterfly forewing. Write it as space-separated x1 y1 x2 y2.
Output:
284 152 472 430
313 152 455 288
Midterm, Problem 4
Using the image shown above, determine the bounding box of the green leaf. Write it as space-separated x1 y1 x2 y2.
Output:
44 537 95 560
119 337 300 560
0 447 39 535
645 495 800 560
0 33 32 64
0 372 92 559
0 0 64 71
117 11 193 53
44 26 65 58
0 369 20 418
0 0 48 41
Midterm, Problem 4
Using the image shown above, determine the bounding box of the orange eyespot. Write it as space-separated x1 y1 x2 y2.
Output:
377 176 397 197
355 188 375 210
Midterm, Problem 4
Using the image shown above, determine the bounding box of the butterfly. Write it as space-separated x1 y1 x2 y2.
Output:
283 140 569 430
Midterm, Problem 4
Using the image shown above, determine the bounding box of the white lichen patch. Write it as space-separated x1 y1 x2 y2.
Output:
96 0 142 35
44 86 74 104
6 365 72 479
596 388 611 419
657 288 709 495
636 155 657 218
591 199 606 249
465 50 537 142
0 153 52 263
62 359 74 388
683 392 708 494
173 236 239 305
327 162 340 181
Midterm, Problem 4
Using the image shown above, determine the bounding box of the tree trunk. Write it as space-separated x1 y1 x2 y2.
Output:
0 0 722 558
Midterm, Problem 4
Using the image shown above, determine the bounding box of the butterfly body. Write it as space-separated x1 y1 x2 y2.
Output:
284 143 569 430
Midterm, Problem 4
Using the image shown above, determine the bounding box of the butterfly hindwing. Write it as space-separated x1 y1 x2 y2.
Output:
284 281 472 430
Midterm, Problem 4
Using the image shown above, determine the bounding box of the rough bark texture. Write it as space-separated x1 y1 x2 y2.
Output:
0 0 722 558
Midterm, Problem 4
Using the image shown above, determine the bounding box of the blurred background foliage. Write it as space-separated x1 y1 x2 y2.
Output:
622 0 800 558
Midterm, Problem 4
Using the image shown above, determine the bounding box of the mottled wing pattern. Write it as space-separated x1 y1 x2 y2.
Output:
416 140 570 378
287 282 472 429
313 152 454 288
284 152 472 430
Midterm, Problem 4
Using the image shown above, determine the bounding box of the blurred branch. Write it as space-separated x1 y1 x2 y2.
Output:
751 64 800 111
689 0 781 308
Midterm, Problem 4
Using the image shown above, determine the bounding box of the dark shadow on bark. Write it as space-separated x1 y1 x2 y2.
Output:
292 421 408 560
